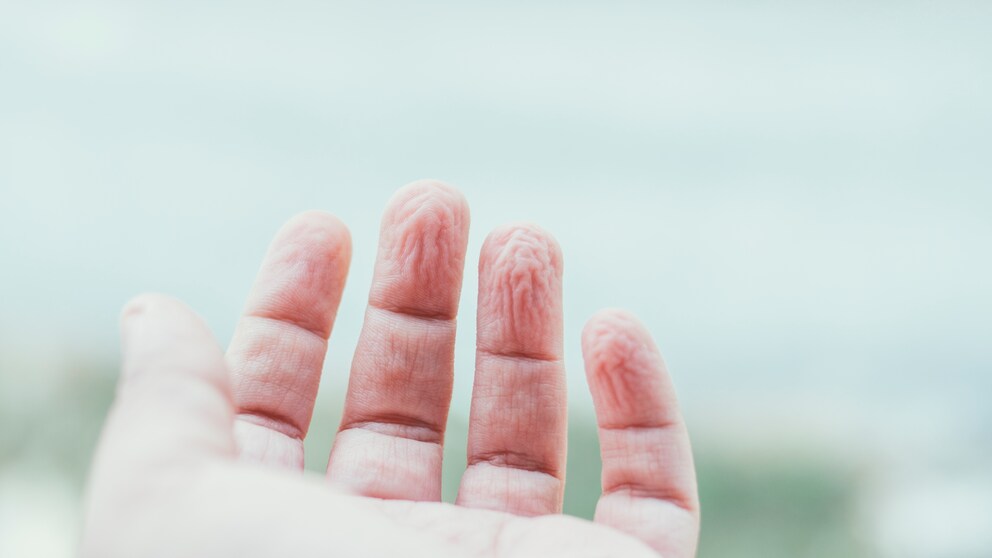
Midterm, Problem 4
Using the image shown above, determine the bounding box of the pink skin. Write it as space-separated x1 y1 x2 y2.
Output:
82 180 701 557
458 224 567 516
583 311 701 558
227 211 352 468
328 183 470 501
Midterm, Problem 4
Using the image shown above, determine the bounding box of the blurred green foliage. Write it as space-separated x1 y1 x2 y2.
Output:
3 363 869 557
695 453 867 557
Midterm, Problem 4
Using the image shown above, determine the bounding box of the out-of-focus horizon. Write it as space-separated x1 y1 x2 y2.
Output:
1 2 990 557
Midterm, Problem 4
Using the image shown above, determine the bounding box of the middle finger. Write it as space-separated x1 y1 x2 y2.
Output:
327 180 470 501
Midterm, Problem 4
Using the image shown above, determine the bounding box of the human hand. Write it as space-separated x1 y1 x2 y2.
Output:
82 181 700 557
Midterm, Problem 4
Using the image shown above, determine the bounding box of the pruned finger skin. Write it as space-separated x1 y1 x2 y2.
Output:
583 309 700 558
458 224 567 516
327 180 470 501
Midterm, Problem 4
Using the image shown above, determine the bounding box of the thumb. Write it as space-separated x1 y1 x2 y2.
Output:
83 295 235 556
94 294 236 473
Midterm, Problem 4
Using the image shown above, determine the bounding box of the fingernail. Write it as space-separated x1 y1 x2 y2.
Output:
119 300 148 370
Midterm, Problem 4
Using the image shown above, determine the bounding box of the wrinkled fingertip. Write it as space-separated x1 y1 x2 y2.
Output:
480 221 562 270
476 222 565 359
582 308 649 351
581 308 662 379
395 178 467 203
386 179 471 227
584 307 642 330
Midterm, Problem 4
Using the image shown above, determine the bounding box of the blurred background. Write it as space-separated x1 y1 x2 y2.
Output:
1 1 990 556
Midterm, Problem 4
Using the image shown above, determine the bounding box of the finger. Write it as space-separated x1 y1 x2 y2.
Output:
225 212 351 469
327 179 470 501
583 309 700 558
457 224 567 516
88 295 235 506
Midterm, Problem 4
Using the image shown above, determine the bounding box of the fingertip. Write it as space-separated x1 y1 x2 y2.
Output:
482 222 562 261
120 293 213 338
393 178 468 205
244 211 354 339
581 308 667 408
118 293 224 385
276 210 353 269
121 291 169 317
583 307 644 332
477 223 564 358
103 295 235 469
371 179 472 316
120 294 151 329
283 208 349 233
384 179 471 231
119 293 189 334
582 308 655 358
381 178 471 261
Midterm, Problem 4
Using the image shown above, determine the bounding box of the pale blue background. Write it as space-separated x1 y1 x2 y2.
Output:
1 2 990 557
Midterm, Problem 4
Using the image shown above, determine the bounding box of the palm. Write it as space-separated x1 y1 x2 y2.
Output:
83 181 699 557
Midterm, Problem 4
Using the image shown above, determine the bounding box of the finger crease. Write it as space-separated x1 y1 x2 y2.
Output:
598 420 680 433
600 483 698 513
370 303 457 324
243 313 330 344
468 450 562 479
477 348 562 365
339 415 444 445
237 409 305 441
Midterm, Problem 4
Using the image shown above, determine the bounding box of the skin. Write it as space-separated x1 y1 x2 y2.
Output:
81 180 701 557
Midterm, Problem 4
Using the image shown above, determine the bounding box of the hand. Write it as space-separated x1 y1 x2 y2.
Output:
82 181 700 557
